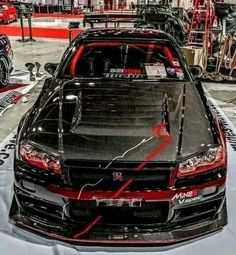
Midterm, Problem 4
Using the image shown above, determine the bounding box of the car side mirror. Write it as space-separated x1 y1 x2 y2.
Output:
44 63 58 75
189 65 203 79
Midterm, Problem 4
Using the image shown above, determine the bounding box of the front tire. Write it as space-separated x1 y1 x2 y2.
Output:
0 57 10 88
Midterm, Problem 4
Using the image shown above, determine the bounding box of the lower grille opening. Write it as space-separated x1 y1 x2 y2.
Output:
69 200 169 225
16 193 63 221
175 198 223 224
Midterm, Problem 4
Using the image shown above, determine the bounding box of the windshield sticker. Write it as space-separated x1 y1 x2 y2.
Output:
123 68 141 74
110 68 123 73
109 68 141 74
176 67 184 79
103 73 145 79
145 63 167 78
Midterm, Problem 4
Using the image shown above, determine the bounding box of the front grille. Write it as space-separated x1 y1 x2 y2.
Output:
69 200 169 226
66 160 171 191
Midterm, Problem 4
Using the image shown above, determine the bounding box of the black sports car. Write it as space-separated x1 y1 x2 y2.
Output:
10 28 227 246
0 34 13 87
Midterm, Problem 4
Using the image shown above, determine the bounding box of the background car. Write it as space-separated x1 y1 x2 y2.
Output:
0 34 13 87
0 2 17 24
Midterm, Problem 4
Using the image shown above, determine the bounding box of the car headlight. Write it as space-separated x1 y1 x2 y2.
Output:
177 146 224 177
19 142 61 175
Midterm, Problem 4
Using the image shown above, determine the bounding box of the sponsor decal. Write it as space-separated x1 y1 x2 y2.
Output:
109 68 141 74
123 68 141 74
0 91 22 115
0 70 45 117
208 99 236 152
172 190 202 205
145 63 167 78
0 83 27 94
0 133 16 167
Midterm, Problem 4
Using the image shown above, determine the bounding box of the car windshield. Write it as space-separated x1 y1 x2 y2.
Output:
65 41 188 81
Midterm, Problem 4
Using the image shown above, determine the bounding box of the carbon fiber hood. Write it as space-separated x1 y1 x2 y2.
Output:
27 80 215 162
60 81 214 162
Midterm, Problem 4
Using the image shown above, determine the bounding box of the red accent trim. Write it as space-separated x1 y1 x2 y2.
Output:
47 178 225 200
69 42 174 76
85 42 163 47
11 94 23 104
13 217 224 245
123 68 141 74
0 25 83 39
70 45 85 76
163 47 174 61
32 13 84 19
0 83 27 93
70 42 159 75
84 42 173 51
73 216 103 239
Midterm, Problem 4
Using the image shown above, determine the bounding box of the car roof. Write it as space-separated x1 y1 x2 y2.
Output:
80 28 173 42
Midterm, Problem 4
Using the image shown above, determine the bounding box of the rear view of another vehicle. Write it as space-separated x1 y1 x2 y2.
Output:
0 34 13 87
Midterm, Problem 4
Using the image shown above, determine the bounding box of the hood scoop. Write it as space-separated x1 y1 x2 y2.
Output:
70 85 169 137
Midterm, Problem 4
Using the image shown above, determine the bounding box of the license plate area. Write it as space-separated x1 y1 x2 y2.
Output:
94 198 143 207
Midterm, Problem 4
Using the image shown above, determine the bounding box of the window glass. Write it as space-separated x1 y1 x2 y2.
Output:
66 42 186 80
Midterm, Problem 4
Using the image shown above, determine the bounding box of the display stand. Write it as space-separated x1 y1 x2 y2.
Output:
18 14 25 42
27 14 35 42
17 10 35 43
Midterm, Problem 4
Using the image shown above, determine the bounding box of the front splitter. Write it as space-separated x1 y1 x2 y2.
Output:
9 196 228 247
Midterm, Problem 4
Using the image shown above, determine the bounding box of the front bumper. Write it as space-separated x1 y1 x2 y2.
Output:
9 159 228 246
9 184 227 246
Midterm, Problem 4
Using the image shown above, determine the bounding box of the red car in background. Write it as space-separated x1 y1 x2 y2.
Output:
0 2 17 24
